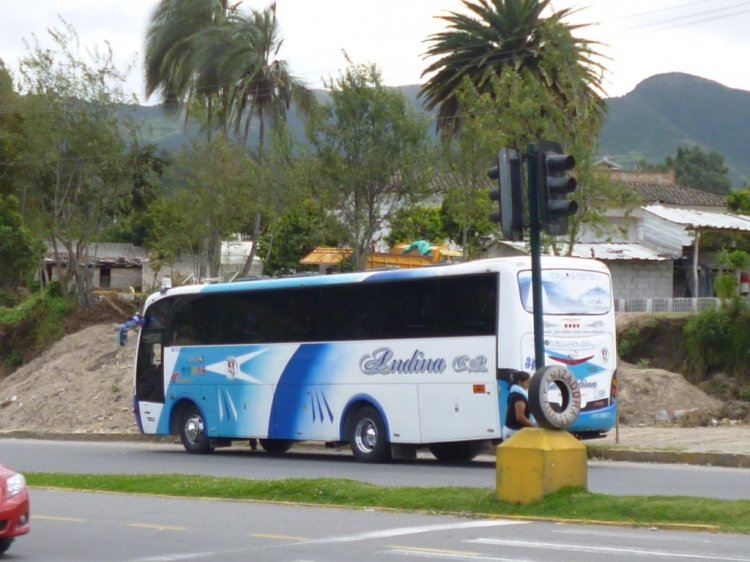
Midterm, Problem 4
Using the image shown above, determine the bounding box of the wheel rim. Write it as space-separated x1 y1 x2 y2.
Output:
184 413 205 445
354 417 378 453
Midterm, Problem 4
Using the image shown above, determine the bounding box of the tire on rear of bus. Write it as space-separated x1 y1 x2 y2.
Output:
528 365 581 430
347 405 391 463
259 439 293 455
179 403 214 454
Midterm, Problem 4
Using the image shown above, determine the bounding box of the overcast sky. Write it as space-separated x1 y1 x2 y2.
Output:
1 0 749 104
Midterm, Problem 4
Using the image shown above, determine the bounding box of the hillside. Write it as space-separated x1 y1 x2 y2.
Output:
598 73 750 186
126 73 750 187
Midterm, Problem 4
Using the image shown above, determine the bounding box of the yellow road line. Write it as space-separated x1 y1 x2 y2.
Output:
33 515 86 523
251 533 306 541
127 523 187 531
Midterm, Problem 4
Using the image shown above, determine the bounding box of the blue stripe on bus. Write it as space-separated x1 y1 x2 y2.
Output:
267 343 334 439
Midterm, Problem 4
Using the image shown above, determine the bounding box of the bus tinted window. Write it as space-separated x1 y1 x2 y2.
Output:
318 284 377 341
438 274 497 336
162 271 499 345
376 279 438 339
518 269 611 315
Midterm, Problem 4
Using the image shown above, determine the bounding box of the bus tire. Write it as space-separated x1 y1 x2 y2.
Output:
259 439 293 455
528 365 581 430
179 403 214 454
428 441 484 463
347 406 391 463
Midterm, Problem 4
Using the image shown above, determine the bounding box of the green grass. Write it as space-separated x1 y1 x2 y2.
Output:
26 473 750 534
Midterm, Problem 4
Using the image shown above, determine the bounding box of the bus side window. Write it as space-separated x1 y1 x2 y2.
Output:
438 274 497 337
376 279 437 339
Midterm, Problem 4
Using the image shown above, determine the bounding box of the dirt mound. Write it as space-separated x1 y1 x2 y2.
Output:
616 361 723 426
0 323 139 434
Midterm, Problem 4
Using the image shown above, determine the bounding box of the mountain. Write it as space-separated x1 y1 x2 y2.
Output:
598 73 750 187
127 73 750 187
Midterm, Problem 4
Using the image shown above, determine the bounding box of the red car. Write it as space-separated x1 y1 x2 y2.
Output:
0 464 29 555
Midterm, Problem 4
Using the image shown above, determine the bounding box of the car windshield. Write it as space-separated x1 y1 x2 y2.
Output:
517 269 611 315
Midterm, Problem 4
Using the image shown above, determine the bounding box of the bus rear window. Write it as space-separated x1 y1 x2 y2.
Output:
518 269 611 315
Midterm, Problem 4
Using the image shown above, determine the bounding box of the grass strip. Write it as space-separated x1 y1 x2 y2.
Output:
26 473 750 534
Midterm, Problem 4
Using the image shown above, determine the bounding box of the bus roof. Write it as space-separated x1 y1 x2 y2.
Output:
143 256 609 309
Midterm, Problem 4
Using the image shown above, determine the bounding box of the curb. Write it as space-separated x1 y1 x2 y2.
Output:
587 447 750 469
2 432 749 469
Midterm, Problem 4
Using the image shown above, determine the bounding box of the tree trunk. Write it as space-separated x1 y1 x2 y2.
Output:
238 212 262 278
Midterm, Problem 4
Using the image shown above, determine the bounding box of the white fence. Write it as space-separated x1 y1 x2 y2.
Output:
615 297 723 313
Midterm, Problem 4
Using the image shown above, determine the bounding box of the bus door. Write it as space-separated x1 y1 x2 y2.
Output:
135 327 165 404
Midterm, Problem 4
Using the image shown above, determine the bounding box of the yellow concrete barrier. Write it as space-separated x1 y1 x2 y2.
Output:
496 428 587 504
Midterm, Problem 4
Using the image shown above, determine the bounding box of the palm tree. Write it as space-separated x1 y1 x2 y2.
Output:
222 3 316 152
144 0 232 132
420 0 605 137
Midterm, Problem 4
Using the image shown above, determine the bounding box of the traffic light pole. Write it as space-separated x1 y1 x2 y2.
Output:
526 142 545 369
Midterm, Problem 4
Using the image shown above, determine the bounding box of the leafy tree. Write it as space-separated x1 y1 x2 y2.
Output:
261 199 347 275
101 143 171 245
145 1 315 277
727 189 750 213
386 205 448 248
16 20 134 304
309 62 434 270
0 60 26 203
667 146 731 195
420 0 605 137
142 191 204 285
164 137 257 278
0 195 43 295
435 65 629 255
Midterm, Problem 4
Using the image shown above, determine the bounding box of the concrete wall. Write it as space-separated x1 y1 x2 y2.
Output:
607 260 673 300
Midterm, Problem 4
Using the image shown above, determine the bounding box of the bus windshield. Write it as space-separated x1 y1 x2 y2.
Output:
518 269 611 315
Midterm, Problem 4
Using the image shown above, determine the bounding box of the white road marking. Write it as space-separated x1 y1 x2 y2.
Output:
298 520 527 545
468 537 750 561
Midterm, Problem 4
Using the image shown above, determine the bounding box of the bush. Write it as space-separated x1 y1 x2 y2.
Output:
0 289 75 376
683 300 750 383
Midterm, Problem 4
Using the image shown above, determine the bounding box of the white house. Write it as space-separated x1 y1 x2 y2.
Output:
484 169 750 301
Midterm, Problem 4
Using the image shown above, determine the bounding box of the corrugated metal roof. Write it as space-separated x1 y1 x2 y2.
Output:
499 241 668 261
644 205 750 231
571 243 668 261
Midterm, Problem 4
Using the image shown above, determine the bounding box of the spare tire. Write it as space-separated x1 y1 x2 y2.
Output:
528 365 581 429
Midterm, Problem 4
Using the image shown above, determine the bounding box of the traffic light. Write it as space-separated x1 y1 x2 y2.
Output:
487 148 524 240
535 140 578 236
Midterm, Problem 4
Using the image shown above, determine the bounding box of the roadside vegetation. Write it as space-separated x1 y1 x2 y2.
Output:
0 287 73 374
26 473 750 534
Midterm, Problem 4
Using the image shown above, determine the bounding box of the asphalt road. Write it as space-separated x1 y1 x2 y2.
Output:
12 488 750 562
2 438 749 500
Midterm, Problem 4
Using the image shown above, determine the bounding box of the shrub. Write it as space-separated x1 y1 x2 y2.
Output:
683 300 750 383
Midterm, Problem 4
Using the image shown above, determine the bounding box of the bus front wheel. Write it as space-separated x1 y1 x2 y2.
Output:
347 406 391 463
179 404 214 454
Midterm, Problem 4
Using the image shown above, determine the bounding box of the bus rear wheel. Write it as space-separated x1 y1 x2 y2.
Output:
428 441 484 463
347 406 391 463
179 404 214 454
259 439 293 455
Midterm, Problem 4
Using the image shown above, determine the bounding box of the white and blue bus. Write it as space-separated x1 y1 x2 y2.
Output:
130 256 617 462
